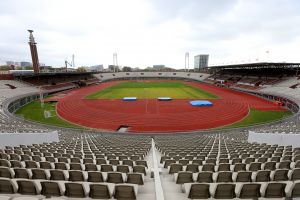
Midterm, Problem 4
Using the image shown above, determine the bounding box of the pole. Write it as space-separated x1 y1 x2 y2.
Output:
28 30 40 74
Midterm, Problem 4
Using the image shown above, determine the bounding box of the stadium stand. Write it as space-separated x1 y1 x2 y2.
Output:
207 63 299 90
0 69 299 199
14 72 99 93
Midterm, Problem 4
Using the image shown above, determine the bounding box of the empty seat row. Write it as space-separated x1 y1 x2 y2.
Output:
184 181 300 199
0 154 148 166
160 153 299 163
0 160 147 172
165 161 300 173
0 177 138 199
0 167 145 184
174 169 300 184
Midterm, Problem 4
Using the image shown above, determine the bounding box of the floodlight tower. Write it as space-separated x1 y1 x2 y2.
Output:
185 52 189 72
28 30 40 74
72 54 75 68
113 53 118 72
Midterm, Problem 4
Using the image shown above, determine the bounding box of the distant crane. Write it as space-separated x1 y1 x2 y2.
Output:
65 60 72 72
65 54 75 72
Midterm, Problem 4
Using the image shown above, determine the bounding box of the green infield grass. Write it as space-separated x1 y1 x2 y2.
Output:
86 81 218 99
15 101 83 129
224 108 292 129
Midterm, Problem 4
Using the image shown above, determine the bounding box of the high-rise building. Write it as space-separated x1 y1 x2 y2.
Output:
20 61 32 67
194 54 209 70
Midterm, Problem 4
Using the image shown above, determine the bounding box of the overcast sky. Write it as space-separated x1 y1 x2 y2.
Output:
0 0 300 68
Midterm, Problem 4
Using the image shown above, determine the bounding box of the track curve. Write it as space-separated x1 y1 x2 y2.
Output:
55 81 286 133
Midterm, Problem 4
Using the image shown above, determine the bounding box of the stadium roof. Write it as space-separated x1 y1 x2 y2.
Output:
208 62 300 70
13 71 97 77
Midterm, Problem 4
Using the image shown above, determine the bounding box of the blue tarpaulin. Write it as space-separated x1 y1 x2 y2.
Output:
190 100 213 106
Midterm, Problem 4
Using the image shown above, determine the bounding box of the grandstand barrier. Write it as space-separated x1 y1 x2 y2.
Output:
0 131 59 148
233 88 300 114
248 131 300 147
95 72 210 82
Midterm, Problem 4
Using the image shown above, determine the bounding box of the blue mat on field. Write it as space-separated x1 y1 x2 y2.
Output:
123 97 137 101
158 97 172 101
190 100 213 106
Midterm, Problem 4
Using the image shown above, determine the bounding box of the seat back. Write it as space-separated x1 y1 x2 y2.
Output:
234 163 246 172
101 164 113 172
17 180 37 195
216 172 232 182
186 163 199 173
107 172 124 184
89 184 111 199
50 170 66 181
214 184 236 199
32 169 47 180
240 183 261 199
273 169 289 181
88 171 104 182
85 163 98 171
202 164 215 172
176 172 193 184
41 181 62 197
197 172 213 183
255 170 270 182
0 167 12 178
264 183 286 198
292 182 300 198
114 185 136 200
188 184 210 199
0 179 15 194
218 164 230 171
127 173 144 185
14 168 29 179
69 170 84 182
0 159 10 167
133 165 146 175
236 171 252 182
169 163 183 174
117 165 130 173
291 168 300 181
65 182 86 198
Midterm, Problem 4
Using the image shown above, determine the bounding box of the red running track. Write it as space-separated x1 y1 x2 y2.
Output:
55 81 286 133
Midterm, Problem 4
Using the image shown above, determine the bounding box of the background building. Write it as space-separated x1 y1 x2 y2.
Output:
90 65 104 72
6 61 20 66
20 61 32 67
194 54 209 70
153 65 165 70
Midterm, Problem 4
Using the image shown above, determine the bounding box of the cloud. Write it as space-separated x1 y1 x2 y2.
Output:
0 0 300 68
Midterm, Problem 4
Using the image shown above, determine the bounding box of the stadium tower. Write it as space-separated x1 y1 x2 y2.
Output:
28 30 40 74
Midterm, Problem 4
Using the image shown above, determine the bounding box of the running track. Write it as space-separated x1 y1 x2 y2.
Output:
53 81 286 133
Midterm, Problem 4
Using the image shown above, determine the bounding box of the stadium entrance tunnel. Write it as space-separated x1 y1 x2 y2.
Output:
117 125 131 133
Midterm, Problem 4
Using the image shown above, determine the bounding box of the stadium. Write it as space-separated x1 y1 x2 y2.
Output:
0 60 300 200
1 1 300 199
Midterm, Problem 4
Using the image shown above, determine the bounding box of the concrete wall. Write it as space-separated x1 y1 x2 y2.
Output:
248 131 300 147
95 72 210 82
0 131 59 148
